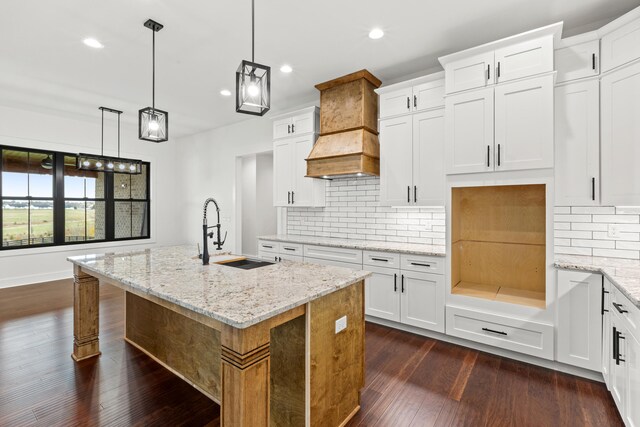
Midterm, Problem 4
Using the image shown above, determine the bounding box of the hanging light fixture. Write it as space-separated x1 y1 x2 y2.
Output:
78 107 143 174
139 19 168 142
236 0 270 116
40 155 53 170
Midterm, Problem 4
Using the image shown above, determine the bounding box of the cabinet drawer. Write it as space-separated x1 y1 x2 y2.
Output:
304 256 362 270
446 306 554 360
279 254 303 263
258 240 279 253
611 283 640 340
601 16 640 72
400 254 444 274
304 245 363 265
279 242 303 256
495 36 554 83
363 251 400 269
555 40 600 83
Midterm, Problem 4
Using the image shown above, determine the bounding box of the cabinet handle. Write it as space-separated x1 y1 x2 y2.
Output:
487 64 490 80
615 328 626 365
287 124 291 134
487 145 490 167
407 186 411 203
401 274 405 293
394 273 398 292
482 327 507 336
283 247 295 251
410 262 431 267
602 288 609 315
497 144 501 167
613 302 628 314
497 61 501 78
592 177 596 201
371 257 389 262
279 257 282 262
291 191 295 204
274 256 278 262
414 186 417 203
291 123 295 133
592 53 596 71
414 95 417 108
288 191 291 204
613 326 617 361
407 97 410 109
263 245 273 249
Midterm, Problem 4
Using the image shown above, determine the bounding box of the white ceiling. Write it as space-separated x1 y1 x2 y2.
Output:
1 0 639 138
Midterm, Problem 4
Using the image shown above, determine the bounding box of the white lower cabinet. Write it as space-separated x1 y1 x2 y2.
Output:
365 266 401 322
611 312 628 416
400 270 445 332
603 278 613 387
556 270 603 371
628 332 640 427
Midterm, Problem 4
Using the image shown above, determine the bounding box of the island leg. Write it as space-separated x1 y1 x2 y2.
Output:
71 265 101 361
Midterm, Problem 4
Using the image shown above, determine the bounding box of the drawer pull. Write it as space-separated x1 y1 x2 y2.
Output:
263 245 273 249
482 327 507 336
371 257 389 262
401 274 405 293
283 247 296 251
602 288 609 315
613 302 628 314
394 273 397 292
410 262 431 267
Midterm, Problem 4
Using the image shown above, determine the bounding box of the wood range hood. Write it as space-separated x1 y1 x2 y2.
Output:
306 69 382 179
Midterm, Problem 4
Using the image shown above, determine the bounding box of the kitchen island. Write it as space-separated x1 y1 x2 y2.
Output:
67 246 370 427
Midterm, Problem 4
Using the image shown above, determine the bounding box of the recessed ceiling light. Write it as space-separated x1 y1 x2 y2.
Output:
83 38 104 49
220 89 232 97
368 28 384 40
280 64 293 73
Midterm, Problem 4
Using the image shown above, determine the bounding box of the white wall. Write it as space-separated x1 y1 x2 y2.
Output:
240 155 257 255
256 152 276 242
0 104 183 288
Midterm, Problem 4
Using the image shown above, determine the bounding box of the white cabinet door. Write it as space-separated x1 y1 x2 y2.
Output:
379 116 414 206
445 51 494 94
413 109 445 206
273 117 292 139
291 111 315 135
611 315 628 416
365 266 401 322
379 86 412 119
445 87 494 174
601 61 640 205
603 279 613 388
555 80 600 205
273 139 292 207
627 332 640 427
400 271 445 333
413 79 445 111
601 17 640 72
291 135 320 207
495 36 553 83
556 270 603 371
555 40 600 83
494 74 554 171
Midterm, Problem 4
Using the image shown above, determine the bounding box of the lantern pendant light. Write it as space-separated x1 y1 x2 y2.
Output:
78 107 142 174
236 0 270 116
139 19 168 142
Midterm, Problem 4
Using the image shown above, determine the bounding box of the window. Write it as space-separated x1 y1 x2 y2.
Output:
0 146 150 250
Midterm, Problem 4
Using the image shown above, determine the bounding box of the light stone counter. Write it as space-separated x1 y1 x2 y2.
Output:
259 234 446 257
555 254 640 309
68 245 370 329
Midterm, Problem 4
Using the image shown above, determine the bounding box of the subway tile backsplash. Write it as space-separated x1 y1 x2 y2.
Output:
286 177 445 245
554 206 640 259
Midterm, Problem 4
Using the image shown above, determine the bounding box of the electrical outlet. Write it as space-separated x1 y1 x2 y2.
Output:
608 224 621 239
335 315 347 334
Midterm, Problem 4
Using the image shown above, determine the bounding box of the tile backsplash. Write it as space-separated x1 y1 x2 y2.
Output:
287 177 445 245
554 206 640 259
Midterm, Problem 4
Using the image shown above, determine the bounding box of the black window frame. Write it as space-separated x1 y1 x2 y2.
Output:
0 144 151 251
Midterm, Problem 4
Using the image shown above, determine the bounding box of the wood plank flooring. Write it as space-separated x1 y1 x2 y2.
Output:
0 280 623 426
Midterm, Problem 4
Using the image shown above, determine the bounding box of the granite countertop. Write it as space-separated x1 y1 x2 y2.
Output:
67 245 371 329
259 234 446 257
555 255 640 309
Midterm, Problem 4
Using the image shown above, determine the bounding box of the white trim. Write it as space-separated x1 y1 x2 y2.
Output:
374 71 445 95
555 31 600 49
0 269 71 289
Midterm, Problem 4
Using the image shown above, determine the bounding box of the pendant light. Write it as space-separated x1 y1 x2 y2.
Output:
40 155 53 170
236 0 270 116
78 107 143 174
139 19 168 142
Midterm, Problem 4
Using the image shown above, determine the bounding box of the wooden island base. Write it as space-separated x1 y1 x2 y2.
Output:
72 266 364 427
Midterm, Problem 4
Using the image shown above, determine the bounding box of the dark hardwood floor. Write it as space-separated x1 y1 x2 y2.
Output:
0 280 623 426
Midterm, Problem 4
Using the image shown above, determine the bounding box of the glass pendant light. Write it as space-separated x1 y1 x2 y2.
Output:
139 19 168 142
78 107 143 174
236 0 270 116
40 155 53 170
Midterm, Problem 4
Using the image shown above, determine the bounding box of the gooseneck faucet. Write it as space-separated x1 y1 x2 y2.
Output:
202 197 227 265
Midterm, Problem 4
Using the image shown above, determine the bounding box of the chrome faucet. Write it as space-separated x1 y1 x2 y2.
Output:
201 197 227 265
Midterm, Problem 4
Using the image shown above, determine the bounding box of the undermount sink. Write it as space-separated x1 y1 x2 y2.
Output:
218 259 274 270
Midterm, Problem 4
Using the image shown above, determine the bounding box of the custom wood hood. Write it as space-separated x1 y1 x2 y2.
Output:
306 69 382 178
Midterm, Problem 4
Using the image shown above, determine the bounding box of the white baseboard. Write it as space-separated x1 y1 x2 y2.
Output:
0 270 72 289
366 316 604 382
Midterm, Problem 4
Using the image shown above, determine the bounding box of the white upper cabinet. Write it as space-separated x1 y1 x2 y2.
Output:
445 87 494 174
379 115 413 206
494 37 554 83
494 74 554 171
273 117 292 140
273 139 293 206
555 38 600 83
291 111 315 135
413 109 445 206
555 79 600 205
272 106 318 140
444 52 494 94
600 7 640 73
378 74 445 119
291 135 319 206
601 60 640 205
